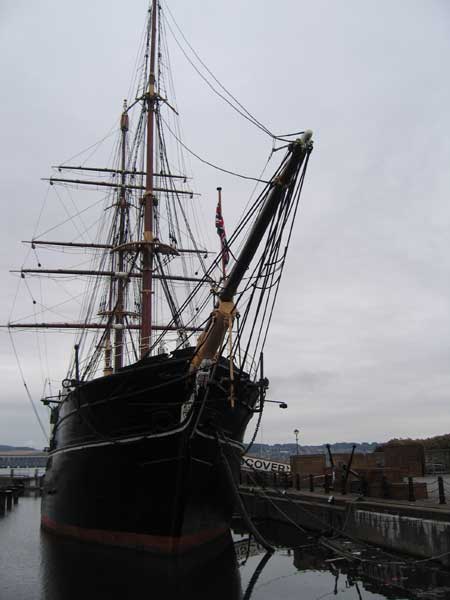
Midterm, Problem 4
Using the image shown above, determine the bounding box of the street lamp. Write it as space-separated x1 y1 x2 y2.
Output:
294 429 300 455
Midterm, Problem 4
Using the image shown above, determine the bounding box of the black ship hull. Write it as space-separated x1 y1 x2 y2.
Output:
42 348 258 553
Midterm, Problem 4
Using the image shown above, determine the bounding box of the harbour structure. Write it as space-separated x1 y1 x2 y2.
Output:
240 474 450 566
0 451 47 469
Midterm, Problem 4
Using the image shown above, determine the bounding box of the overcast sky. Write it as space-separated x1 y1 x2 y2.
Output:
1 0 450 449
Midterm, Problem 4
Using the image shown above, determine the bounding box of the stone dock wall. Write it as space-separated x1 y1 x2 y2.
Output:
240 486 450 565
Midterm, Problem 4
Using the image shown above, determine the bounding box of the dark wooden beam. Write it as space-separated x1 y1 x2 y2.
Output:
6 322 202 331
44 177 197 196
13 268 212 284
22 240 212 255
53 165 188 180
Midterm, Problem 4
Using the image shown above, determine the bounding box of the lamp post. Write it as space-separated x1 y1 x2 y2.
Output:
294 429 300 455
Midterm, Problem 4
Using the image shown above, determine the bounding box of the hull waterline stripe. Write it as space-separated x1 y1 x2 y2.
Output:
41 515 228 554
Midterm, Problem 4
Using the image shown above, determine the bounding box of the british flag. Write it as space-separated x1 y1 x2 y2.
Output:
215 192 229 272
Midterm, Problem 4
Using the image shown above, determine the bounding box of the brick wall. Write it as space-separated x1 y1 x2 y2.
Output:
383 443 425 477
332 452 384 470
290 454 326 476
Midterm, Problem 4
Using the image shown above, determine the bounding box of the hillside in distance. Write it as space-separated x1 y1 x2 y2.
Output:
247 442 379 461
0 445 37 452
250 433 450 462
383 433 450 450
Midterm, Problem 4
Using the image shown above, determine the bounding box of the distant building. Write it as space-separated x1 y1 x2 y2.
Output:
425 448 450 473
0 451 47 468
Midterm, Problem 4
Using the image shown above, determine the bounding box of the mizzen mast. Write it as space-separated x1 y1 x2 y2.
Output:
140 0 158 357
114 101 129 371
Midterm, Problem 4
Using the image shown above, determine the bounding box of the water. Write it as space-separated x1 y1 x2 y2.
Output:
0 468 45 478
1 496 450 599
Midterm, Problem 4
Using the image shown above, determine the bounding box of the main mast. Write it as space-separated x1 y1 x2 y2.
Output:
141 0 158 356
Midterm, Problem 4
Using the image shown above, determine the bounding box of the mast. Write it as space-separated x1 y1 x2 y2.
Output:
220 132 312 303
114 100 129 371
190 131 313 371
140 0 158 357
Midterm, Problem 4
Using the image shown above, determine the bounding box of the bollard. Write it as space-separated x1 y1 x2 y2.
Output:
361 477 368 497
13 488 19 505
382 476 390 499
5 490 13 511
438 476 446 505
295 473 300 491
324 474 331 494
309 474 314 492
0 491 5 517
340 473 347 495
408 476 415 502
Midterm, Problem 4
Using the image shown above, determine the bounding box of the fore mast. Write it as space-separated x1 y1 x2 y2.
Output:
190 131 313 371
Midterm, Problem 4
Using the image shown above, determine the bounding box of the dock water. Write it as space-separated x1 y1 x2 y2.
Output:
2 496 450 599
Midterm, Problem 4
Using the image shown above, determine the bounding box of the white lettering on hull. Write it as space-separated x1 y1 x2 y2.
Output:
241 456 291 473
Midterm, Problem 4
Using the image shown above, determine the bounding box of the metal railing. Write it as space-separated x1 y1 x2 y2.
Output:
240 469 450 506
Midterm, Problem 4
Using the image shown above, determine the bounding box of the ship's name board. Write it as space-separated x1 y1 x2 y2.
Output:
241 456 291 473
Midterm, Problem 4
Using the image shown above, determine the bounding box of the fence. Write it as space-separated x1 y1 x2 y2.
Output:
240 469 450 506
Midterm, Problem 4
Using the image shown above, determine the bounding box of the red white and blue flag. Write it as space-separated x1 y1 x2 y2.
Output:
215 189 229 274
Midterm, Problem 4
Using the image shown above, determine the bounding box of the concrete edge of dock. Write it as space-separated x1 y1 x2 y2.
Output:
239 485 450 566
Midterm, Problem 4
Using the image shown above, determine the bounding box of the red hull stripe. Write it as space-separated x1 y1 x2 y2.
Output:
41 515 227 554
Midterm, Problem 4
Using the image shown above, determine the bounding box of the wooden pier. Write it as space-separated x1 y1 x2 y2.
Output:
0 472 44 520
0 486 23 517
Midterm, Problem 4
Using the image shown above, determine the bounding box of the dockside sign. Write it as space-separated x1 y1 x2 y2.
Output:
241 456 291 473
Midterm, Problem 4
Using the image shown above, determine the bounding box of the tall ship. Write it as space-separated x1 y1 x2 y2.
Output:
7 1 313 553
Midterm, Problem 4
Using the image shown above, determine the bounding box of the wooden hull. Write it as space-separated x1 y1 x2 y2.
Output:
41 349 257 553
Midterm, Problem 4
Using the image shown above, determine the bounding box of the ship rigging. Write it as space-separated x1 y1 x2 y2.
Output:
6 0 313 553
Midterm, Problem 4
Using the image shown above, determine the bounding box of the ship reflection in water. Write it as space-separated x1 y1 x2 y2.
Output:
40 519 450 600
234 520 450 600
41 530 242 600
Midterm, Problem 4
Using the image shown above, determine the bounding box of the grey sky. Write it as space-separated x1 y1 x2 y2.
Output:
1 0 450 448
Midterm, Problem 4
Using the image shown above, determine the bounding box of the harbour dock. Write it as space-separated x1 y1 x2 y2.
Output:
239 475 450 566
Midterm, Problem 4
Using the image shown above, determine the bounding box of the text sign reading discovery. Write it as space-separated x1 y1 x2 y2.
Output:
241 456 291 473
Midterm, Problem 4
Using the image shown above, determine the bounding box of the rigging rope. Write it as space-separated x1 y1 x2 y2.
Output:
58 124 119 168
160 116 270 183
162 2 304 143
8 330 48 441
